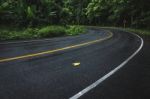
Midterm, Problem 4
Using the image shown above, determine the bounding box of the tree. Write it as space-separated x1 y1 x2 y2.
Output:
0 0 149 28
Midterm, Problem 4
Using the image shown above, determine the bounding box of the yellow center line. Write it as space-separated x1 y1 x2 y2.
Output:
0 31 113 63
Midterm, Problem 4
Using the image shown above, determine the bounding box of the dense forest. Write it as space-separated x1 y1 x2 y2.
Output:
0 0 150 28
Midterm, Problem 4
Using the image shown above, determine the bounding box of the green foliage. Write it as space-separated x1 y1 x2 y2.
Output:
27 6 35 19
0 30 11 40
104 27 150 36
66 26 85 35
125 28 150 36
0 26 86 41
0 28 39 40
0 0 150 28
38 26 66 37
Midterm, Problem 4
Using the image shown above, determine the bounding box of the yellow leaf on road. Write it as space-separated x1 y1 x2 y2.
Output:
72 62 80 67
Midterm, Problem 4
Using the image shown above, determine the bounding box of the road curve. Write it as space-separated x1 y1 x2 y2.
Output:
0 27 144 99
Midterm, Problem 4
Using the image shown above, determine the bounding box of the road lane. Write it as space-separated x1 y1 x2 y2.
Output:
81 33 150 99
70 29 143 99
0 29 110 59
0 31 113 63
0 28 142 99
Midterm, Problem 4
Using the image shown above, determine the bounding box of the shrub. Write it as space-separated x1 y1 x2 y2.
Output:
66 25 85 36
0 28 39 40
38 26 66 37
0 30 11 40
0 25 86 41
23 28 39 38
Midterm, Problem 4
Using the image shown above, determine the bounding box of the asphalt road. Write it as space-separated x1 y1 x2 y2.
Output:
0 27 149 99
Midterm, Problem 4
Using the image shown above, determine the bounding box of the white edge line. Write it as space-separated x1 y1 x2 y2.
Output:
69 30 144 99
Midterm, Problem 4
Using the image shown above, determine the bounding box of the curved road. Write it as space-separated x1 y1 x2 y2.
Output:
0 27 149 99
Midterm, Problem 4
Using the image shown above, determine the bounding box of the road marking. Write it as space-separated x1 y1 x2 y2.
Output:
0 31 113 63
70 31 144 99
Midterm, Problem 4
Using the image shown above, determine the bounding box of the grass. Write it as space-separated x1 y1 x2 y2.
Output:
100 26 150 36
124 28 150 36
1 25 148 41
0 25 86 41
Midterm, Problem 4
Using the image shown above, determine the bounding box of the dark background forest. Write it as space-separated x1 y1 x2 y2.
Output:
0 0 150 28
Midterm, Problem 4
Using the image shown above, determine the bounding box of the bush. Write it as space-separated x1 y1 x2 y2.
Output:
38 26 66 37
0 25 86 41
66 25 85 36
0 30 11 40
23 28 39 38
0 28 39 40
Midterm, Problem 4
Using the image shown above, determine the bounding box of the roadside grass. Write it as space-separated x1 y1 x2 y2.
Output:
124 28 150 36
0 25 86 41
1 25 148 41
100 26 150 36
